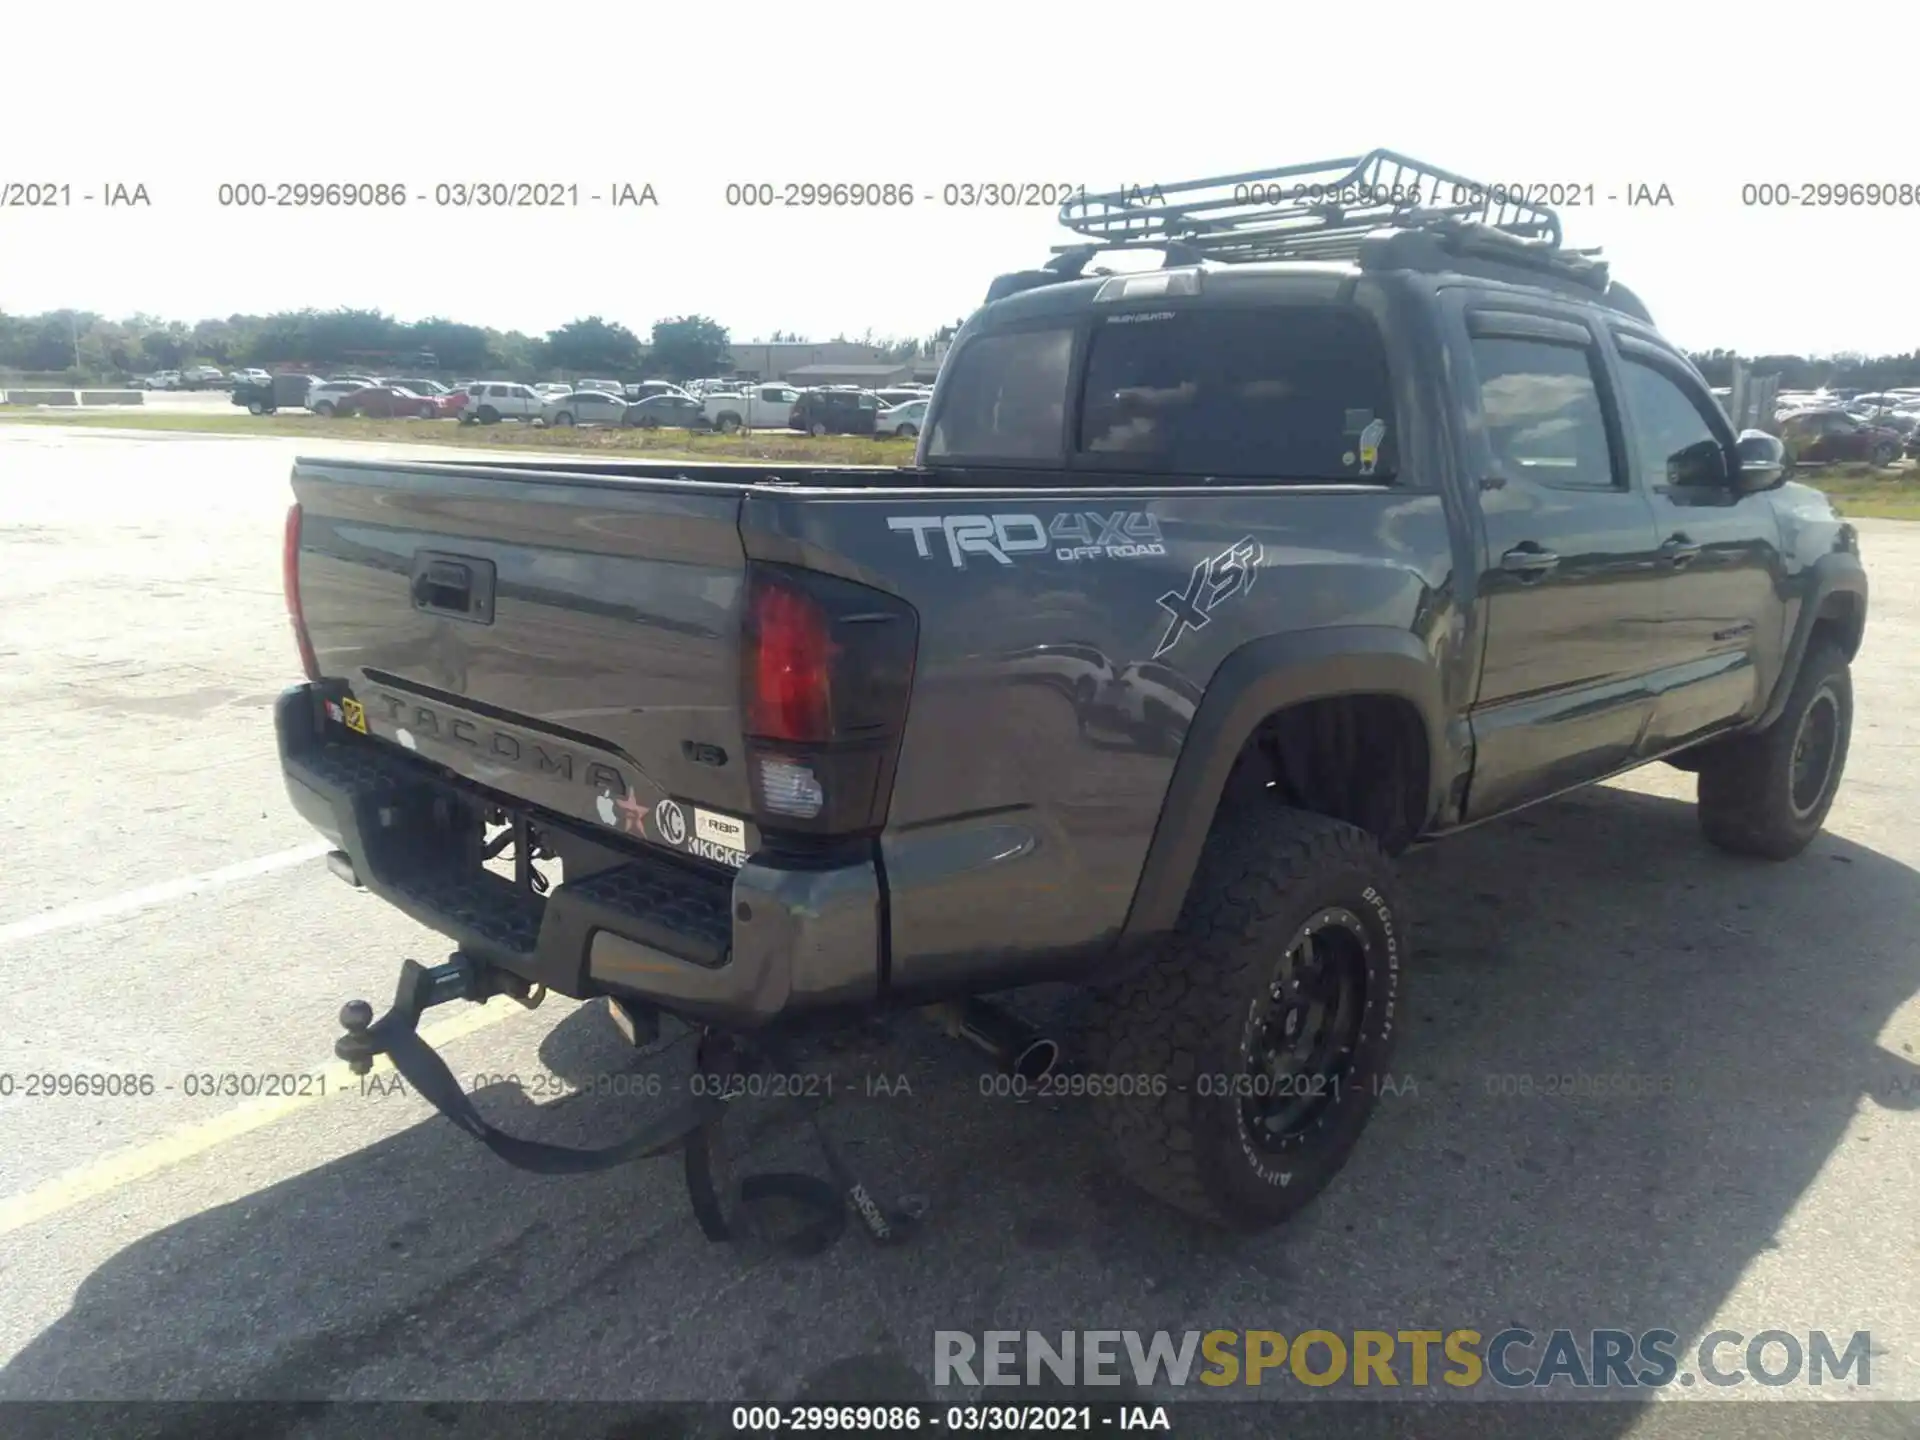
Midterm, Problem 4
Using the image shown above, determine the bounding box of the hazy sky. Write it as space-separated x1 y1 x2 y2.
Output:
3 1 1917 357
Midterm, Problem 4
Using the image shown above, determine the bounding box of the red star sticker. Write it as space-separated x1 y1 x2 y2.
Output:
613 792 648 834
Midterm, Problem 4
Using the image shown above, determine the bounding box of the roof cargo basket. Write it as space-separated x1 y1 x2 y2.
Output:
984 151 1631 309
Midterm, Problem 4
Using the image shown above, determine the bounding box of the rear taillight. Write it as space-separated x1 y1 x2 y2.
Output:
283 502 320 681
746 582 834 742
739 564 918 839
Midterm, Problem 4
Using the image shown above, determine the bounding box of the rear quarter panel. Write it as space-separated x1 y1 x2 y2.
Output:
743 482 1465 996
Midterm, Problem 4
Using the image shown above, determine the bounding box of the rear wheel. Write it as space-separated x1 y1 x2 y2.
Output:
477 406 500 425
898 422 918 439
1870 441 1896 467
715 413 742 434
809 421 827 437
1086 808 1405 1229
555 411 575 427
1697 639 1852 859
246 400 267 416
313 401 336 417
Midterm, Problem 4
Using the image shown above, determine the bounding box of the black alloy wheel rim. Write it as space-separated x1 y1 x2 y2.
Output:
1790 687 1840 818
1242 907 1370 1151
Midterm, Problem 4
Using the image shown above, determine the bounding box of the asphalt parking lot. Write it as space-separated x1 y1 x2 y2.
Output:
1 424 1917 1436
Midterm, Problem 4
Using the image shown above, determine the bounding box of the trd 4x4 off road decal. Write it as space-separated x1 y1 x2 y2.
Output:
887 511 1165 568
1153 536 1263 658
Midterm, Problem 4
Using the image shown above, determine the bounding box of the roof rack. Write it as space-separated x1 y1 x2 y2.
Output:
980 151 1632 307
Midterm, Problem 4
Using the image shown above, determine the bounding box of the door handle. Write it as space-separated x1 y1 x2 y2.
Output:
1500 545 1560 577
1660 535 1703 567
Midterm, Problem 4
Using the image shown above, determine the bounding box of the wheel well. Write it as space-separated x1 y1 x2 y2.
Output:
1811 591 1865 662
1217 694 1430 854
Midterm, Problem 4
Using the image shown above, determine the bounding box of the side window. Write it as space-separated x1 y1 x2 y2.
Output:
1469 337 1618 490
927 328 1074 463
1618 357 1726 486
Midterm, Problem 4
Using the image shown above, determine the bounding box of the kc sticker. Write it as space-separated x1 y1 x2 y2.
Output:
1152 536 1264 658
653 799 688 846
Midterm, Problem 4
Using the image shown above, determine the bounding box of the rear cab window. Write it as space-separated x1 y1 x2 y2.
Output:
927 303 1398 479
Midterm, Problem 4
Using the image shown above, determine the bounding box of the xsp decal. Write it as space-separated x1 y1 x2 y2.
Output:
887 511 1165 567
1152 536 1264 659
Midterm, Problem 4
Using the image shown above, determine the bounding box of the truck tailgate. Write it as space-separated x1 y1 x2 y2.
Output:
290 458 759 864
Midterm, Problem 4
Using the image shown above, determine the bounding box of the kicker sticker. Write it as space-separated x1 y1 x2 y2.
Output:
888 511 1166 568
1152 536 1264 658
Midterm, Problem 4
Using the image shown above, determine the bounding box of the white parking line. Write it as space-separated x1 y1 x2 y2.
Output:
0 841 333 951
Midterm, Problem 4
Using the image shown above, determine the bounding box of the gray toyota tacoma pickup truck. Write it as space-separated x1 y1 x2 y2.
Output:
279 153 1867 1237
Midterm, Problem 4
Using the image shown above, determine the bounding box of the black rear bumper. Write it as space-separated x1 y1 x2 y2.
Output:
276 684 882 1027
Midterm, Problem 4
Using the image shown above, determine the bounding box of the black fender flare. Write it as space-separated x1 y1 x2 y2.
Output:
1754 551 1867 732
1120 627 1452 939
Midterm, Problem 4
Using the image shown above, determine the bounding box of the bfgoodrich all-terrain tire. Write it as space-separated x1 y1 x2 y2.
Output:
1086 808 1405 1229
1696 639 1853 860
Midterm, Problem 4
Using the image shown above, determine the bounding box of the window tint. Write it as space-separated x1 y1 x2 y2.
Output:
1619 358 1723 486
927 328 1073 462
1470 338 1617 489
1077 307 1397 480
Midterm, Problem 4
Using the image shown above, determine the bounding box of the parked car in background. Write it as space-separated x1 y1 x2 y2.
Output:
138 370 183 390
461 381 545 424
623 393 709 429
383 377 450 398
542 390 630 427
533 383 573 399
231 368 273 388
181 365 230 389
1779 408 1904 467
790 386 879 436
874 387 930 409
307 381 370 416
629 380 694 402
703 384 799 433
230 373 316 415
875 397 928 438
332 385 442 420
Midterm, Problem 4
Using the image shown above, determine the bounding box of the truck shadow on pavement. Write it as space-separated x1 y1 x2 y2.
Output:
3 784 1918 1437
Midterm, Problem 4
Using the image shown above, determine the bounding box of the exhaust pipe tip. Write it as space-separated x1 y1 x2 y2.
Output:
926 999 1061 1082
1010 1036 1060 1083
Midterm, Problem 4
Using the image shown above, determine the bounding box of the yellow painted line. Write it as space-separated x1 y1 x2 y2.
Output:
0 996 531 1240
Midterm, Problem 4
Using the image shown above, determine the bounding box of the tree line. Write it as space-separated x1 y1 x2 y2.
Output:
0 309 953 383
2 306 1911 391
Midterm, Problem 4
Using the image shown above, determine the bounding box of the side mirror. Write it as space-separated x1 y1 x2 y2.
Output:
1669 437 1730 488
1734 430 1789 493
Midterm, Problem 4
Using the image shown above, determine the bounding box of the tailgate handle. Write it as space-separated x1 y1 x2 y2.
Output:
410 551 496 623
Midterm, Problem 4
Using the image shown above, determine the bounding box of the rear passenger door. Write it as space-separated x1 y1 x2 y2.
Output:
1458 304 1668 819
1611 336 1785 750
